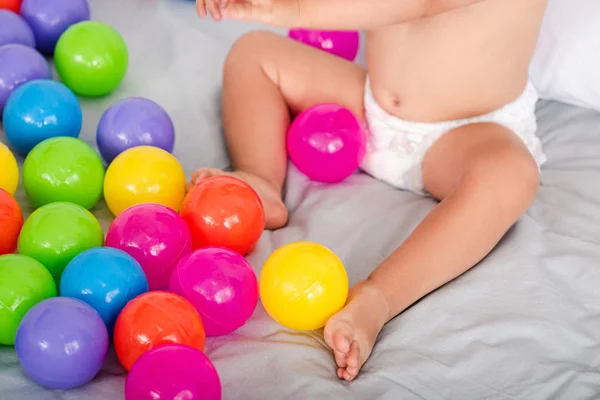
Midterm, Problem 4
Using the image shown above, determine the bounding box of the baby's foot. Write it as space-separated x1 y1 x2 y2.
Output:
189 168 288 230
324 281 390 381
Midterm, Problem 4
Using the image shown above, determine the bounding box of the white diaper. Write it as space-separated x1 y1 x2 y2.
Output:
360 79 547 195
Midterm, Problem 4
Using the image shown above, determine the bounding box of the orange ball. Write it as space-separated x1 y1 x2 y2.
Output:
0 189 23 255
180 176 265 256
113 291 205 371
0 0 21 13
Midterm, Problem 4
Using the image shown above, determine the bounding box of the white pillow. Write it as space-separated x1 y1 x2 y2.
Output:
529 0 600 112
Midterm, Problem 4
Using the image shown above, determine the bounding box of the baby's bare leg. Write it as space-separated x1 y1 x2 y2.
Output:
325 123 540 381
191 31 366 229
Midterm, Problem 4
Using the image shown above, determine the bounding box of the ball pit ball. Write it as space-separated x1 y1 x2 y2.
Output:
125 344 221 400
20 0 90 55
106 203 192 291
104 146 186 216
18 202 104 282
0 142 19 195
60 247 149 333
169 247 259 337
97 97 176 164
3 80 82 156
54 20 128 97
288 29 359 62
0 254 56 345
260 241 349 331
22 137 104 209
0 10 35 47
114 291 206 371
0 0 21 13
0 189 23 255
180 176 265 256
0 44 50 115
15 297 108 390
287 103 366 183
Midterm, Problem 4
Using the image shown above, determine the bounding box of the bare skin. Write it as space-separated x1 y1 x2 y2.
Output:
194 0 548 381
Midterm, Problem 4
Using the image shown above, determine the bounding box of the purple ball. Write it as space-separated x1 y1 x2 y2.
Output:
288 29 359 62
20 0 90 55
0 10 36 48
15 297 109 390
125 344 221 400
0 44 51 114
97 97 176 164
287 103 366 183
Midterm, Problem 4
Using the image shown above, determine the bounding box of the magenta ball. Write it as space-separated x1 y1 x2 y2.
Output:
105 203 192 291
169 247 258 337
125 344 221 400
287 103 366 183
288 29 359 61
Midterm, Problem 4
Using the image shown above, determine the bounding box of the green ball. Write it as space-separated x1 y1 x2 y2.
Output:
0 254 57 345
18 202 104 282
23 137 105 210
54 21 128 97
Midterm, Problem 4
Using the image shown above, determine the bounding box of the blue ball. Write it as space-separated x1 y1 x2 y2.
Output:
3 79 82 156
59 247 149 333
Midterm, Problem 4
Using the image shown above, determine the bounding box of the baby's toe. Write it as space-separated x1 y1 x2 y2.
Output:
333 349 348 368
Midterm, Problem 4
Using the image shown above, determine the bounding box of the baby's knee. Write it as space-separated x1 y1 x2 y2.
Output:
225 31 280 68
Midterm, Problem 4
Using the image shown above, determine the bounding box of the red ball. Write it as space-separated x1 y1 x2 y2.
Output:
0 189 23 255
0 0 21 13
113 291 206 371
180 176 265 256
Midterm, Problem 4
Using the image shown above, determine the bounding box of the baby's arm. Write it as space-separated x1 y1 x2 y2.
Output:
220 0 487 30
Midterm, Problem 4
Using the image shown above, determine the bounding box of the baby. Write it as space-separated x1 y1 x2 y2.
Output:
193 0 549 381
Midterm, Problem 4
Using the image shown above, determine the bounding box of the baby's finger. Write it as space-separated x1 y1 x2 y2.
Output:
222 2 255 21
206 0 223 20
196 0 207 17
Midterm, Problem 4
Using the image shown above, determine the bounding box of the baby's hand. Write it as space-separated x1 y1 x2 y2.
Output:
221 0 301 28
196 0 229 21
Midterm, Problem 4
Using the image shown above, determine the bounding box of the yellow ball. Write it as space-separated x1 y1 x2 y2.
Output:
103 146 186 216
0 142 19 195
260 241 348 331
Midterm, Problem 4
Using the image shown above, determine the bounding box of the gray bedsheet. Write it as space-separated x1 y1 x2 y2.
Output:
1 0 600 399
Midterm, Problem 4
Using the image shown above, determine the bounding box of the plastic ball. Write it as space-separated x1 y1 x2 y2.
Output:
181 176 265 256
169 247 258 336
288 29 359 62
20 0 90 55
114 291 206 371
0 189 23 255
0 254 56 345
0 142 18 195
104 146 186 217
97 97 176 164
22 137 104 209
15 297 108 389
18 202 104 282
106 203 192 291
260 241 348 331
287 103 366 183
54 20 128 97
0 44 50 115
60 247 149 333
3 80 82 156
125 344 221 400
0 0 21 13
0 10 35 47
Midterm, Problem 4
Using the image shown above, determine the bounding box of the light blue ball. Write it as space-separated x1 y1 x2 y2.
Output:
3 79 82 156
59 247 149 334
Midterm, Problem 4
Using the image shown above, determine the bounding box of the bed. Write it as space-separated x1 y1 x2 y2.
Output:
1 0 600 399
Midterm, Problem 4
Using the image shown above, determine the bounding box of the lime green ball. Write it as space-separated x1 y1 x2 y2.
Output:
18 202 104 282
0 254 57 345
54 21 128 97
23 137 105 210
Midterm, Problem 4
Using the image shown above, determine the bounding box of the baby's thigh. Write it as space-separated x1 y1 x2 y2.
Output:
224 31 366 117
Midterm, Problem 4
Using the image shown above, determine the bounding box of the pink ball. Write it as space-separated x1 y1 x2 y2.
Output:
125 344 221 400
288 29 359 61
106 203 192 291
169 247 258 337
287 103 366 183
